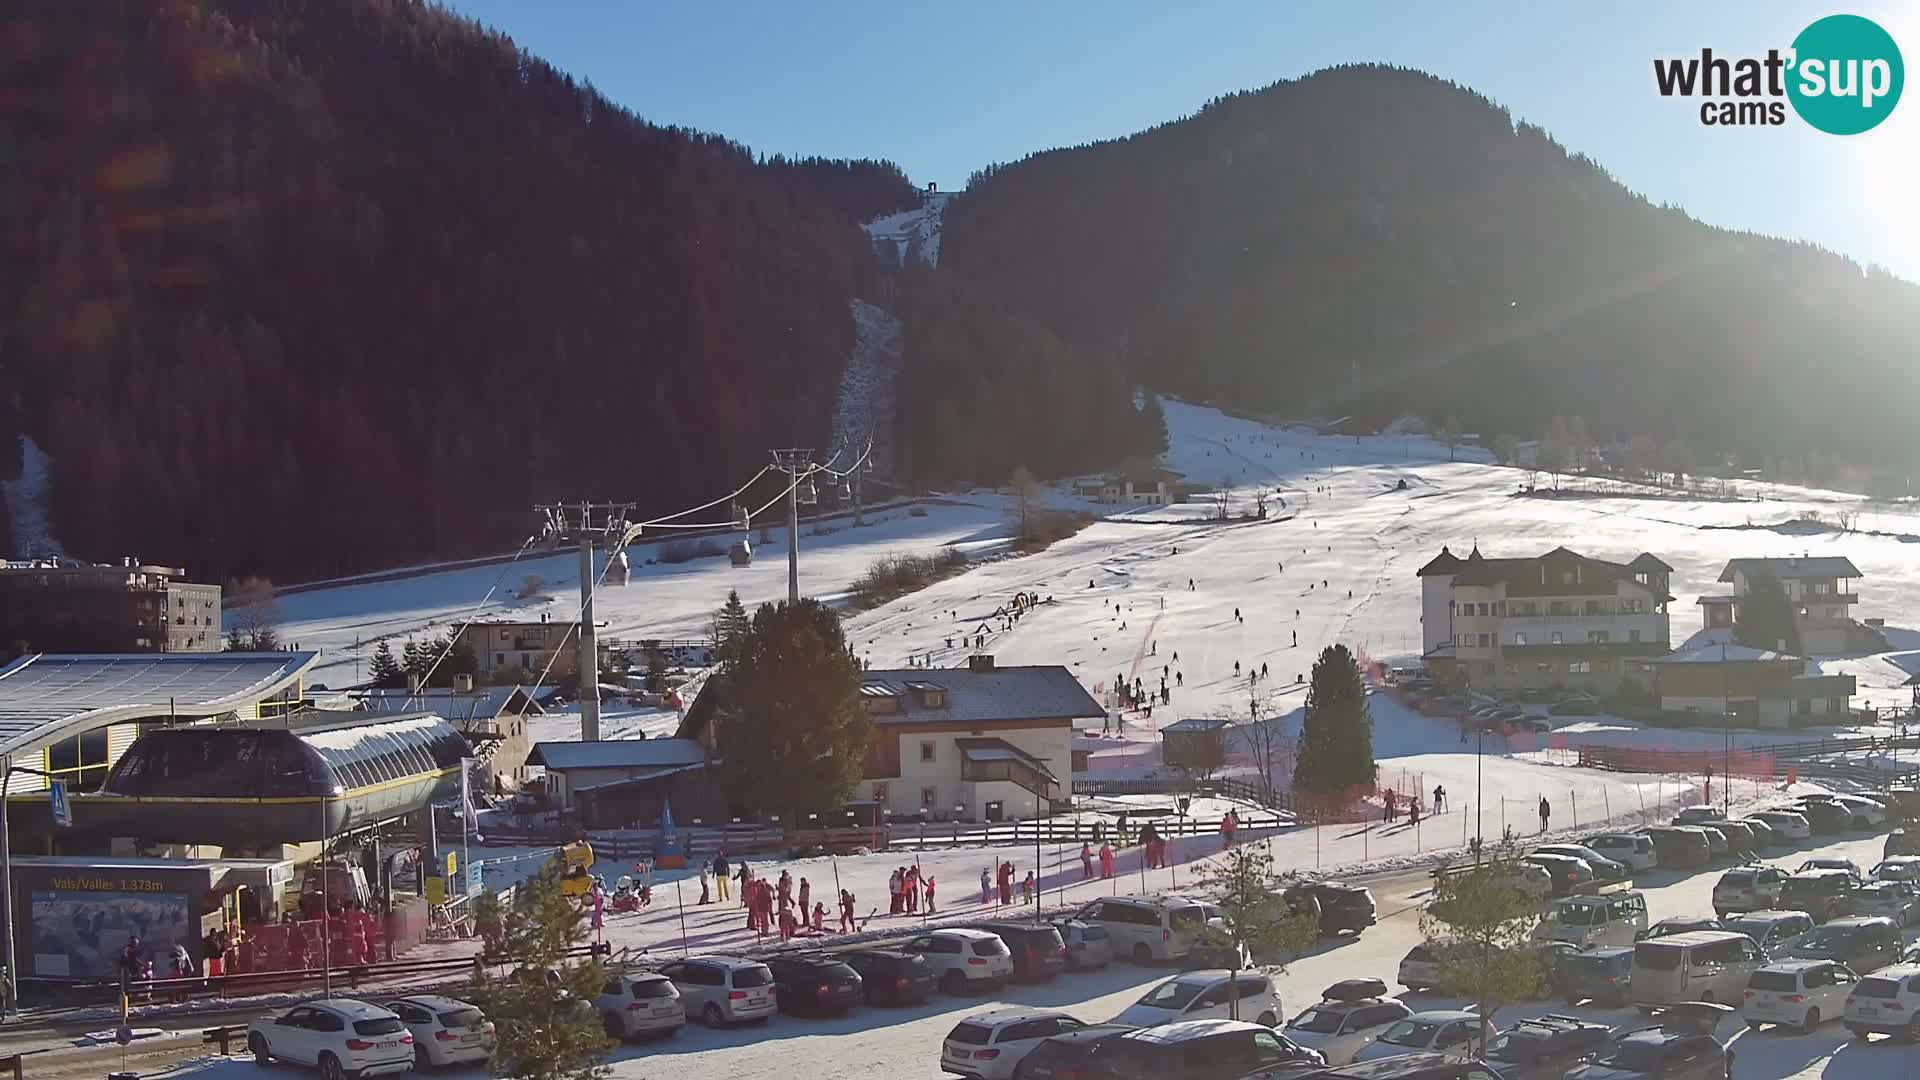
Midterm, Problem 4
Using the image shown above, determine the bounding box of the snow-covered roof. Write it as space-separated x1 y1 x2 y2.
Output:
355 685 553 721
1652 644 1802 664
859 665 1103 725
527 738 707 772
952 737 1057 778
1719 556 1862 582
0 651 318 758
1162 717 1229 733
1695 595 1738 605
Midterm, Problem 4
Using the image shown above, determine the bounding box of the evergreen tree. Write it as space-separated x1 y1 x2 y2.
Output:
1292 644 1377 809
716 599 870 825
1734 569 1804 656
432 626 480 688
1139 392 1170 456
644 646 670 693
712 590 750 666
467 865 611 1080
401 639 428 682
368 640 405 689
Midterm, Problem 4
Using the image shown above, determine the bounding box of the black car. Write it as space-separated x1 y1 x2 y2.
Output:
764 953 863 1016
960 923 1068 981
1089 1021 1321 1080
1564 1024 1726 1080
1481 1014 1612 1080
839 949 934 1006
1792 800 1851 834
1293 1052 1509 1080
1701 820 1756 857
1285 882 1379 936
1011 1026 1137 1080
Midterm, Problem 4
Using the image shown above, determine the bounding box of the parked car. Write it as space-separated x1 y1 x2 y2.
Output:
1690 825 1731 860
1704 820 1757 856
381 995 494 1069
1480 1013 1612 1080
766 953 864 1016
1832 795 1889 829
1535 845 1630 881
1672 805 1723 827
1112 970 1284 1028
1526 853 1597 896
1779 869 1859 922
905 928 1016 994
1784 799 1850 834
1732 817 1776 848
1843 963 1920 1042
657 956 777 1027
1535 891 1649 949
1052 919 1114 971
1010 1026 1137 1080
1717 910 1816 956
841 948 936 1006
1549 697 1602 716
1888 827 1920 858
1086 1019 1323 1080
248 999 415 1080
1632 931 1767 1008
1584 834 1658 873
960 922 1069 983
1074 895 1217 965
1301 1053 1511 1080
1741 959 1858 1033
1284 881 1379 936
941 1009 1098 1080
590 973 685 1040
1349 1011 1482 1063
1797 856 1864 880
1752 810 1812 841
1871 856 1920 882
1854 881 1920 927
1638 916 1722 942
1564 1023 1726 1080
1639 827 1710 869
1556 947 1634 1007
1787 916 1903 972
1399 945 1441 993
1711 867 1788 917
1283 983 1413 1066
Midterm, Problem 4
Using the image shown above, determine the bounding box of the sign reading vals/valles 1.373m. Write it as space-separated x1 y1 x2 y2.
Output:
1654 13 1904 133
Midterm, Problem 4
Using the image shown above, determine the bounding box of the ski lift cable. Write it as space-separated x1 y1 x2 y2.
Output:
405 533 544 703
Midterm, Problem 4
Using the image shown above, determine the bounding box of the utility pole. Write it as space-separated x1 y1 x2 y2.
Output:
771 449 816 604
534 502 634 742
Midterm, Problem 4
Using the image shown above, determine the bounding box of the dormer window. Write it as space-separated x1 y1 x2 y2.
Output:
906 681 946 708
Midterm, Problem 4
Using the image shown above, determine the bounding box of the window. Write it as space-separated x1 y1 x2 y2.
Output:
1629 629 1642 643
1551 631 1564 645
1549 601 1572 616
1568 661 1592 674
920 740 936 762
1561 571 1574 585
1478 603 1491 616
1621 598 1644 614
1513 632 1528 646
1511 601 1537 616
1493 602 1506 616
1588 630 1610 644
921 786 937 809
1584 600 1604 616
1596 659 1613 673
1476 633 1490 648
1506 663 1520 675
1536 662 1554 674
1479 662 1494 676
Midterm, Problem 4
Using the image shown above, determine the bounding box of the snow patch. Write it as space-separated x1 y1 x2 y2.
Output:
3 435 64 558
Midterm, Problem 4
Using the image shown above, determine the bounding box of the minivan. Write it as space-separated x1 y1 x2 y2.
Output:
1533 891 1648 949
1639 827 1710 869
1074 896 1214 964
1786 916 1902 973
1631 930 1767 1008
1778 870 1858 923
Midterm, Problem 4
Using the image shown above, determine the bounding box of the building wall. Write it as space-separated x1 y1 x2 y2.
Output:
167 583 222 652
1420 575 1454 655
462 623 579 680
861 721 1071 819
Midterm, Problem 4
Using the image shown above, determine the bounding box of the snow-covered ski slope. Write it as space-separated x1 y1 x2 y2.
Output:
279 398 1920 711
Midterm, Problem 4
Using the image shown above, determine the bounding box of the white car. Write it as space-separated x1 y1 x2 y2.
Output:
1582 834 1658 874
1855 881 1920 927
1398 945 1442 992
656 956 775 1027
593 972 686 1039
940 1008 1093 1080
248 1000 414 1080
1871 857 1920 883
1833 795 1889 829
1283 997 1412 1065
1111 970 1284 1028
381 995 494 1069
1349 1010 1482 1063
1742 960 1857 1033
906 928 1016 994
1753 810 1813 840
1844 963 1920 1042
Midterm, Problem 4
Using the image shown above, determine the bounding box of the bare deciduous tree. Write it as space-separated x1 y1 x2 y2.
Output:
1010 464 1041 540
225 576 282 649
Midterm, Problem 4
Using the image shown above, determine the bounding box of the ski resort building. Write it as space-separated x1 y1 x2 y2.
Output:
1417 545 1674 694
456 618 582 682
1078 468 1188 506
1649 643 1855 729
1696 556 1881 655
0 558 221 654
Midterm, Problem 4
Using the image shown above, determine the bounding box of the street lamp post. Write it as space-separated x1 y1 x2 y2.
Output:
2 758 62 1015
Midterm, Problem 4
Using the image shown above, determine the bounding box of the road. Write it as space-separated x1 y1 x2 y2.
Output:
19 830 1915 1080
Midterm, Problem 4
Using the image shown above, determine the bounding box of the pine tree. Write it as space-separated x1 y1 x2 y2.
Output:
467 865 612 1080
434 626 479 688
1734 569 1804 656
369 640 405 689
1292 644 1377 811
1139 392 1170 455
712 590 750 667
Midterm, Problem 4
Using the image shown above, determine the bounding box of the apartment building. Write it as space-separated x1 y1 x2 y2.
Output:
1418 545 1673 693
0 558 221 654
1697 556 1877 654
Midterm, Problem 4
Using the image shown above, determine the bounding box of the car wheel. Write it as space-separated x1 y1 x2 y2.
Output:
941 971 966 996
1132 943 1153 965
1258 1012 1278 1027
702 1003 725 1029
1801 1008 1820 1034
318 1053 345 1080
603 1013 625 1041
249 1033 272 1067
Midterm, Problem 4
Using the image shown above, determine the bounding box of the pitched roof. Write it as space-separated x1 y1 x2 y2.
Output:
953 737 1058 779
858 665 1103 724
527 738 707 771
355 685 553 721
1719 556 1862 583
1446 547 1672 591
1651 644 1804 665
1162 717 1230 733
1416 547 1462 577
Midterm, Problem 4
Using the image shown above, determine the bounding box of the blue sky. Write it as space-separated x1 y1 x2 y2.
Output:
440 2 1919 281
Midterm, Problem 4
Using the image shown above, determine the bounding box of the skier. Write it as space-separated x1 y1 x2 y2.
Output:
924 875 937 914
1189 579 1195 591
1081 842 1095 879
1021 871 1035 904
1538 796 1551 834
888 868 903 915
1292 631 1298 647
1433 784 1446 814
1261 662 1268 679
839 890 857 933
798 877 811 920
812 902 826 933
713 850 731 902
1234 661 1241 675
1176 671 1183 686
980 867 992 905
1384 788 1397 822
1099 841 1115 878
1234 607 1241 621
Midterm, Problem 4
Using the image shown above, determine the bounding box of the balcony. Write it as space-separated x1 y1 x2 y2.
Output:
1793 593 1858 607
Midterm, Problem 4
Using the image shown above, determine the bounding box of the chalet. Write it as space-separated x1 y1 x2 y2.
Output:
525 738 719 827
1160 716 1229 774
1698 556 1880 654
1078 468 1188 506
1649 643 1855 729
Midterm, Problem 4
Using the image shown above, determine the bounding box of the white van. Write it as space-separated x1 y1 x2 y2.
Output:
1074 895 1214 964
1534 891 1648 949
1632 930 1767 1008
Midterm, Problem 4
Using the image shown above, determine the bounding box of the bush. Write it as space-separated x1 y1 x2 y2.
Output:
908 506 929 517
1013 510 1093 553
849 549 968 608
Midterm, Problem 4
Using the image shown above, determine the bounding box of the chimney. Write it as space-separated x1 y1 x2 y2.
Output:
968 654 996 673
407 672 424 694
454 673 475 693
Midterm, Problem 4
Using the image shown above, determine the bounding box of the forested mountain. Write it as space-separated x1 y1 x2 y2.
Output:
1 0 905 581
940 65 1920 477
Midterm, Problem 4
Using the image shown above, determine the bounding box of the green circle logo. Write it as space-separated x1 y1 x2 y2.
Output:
1787 14 1904 134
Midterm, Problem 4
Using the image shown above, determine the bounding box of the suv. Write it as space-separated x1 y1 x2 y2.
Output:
1797 857 1865 883
1711 867 1787 917
1741 959 1857 1033
1010 1026 1135 1080
1584 834 1658 873
765 953 863 1016
1074 896 1216 964
1779 870 1858 922
1284 881 1379 936
1283 990 1412 1066
1565 1026 1726 1080
1535 845 1629 881
906 927 1016 994
1052 919 1113 971
247 999 415 1079
1087 1020 1323 1080
1350 1010 1480 1063
1399 945 1441 993
1535 891 1648 949
1672 805 1723 827
1787 916 1902 972
1555 947 1633 1008
1753 810 1811 840
960 923 1069 982
381 995 494 1070
1112 970 1284 1028
591 973 685 1039
841 948 936 1006
656 956 776 1027
1717 910 1816 956
1854 881 1920 927
940 1009 1098 1080
1480 1014 1611 1080
1843 963 1920 1042
1871 856 1920 883
1525 853 1596 896
1639 827 1710 869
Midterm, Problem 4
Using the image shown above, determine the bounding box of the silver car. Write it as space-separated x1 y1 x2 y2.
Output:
1855 881 1920 928
1051 918 1113 971
656 956 775 1027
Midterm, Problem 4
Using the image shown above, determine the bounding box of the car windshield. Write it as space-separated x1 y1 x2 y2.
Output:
1747 970 1799 991
1556 903 1602 926
1170 906 1207 930
948 1023 993 1045
352 1018 406 1036
1137 980 1208 1009
1796 926 1856 949
1288 1007 1345 1034
1378 1020 1438 1046
1562 955 1620 976
1635 943 1683 970
732 966 771 988
437 1007 485 1027
630 980 676 999
1595 1042 1666 1071
1782 878 1834 898
1722 918 1775 939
